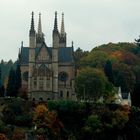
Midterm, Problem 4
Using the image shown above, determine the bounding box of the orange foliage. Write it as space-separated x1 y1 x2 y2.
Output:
12 128 25 140
110 51 123 60
45 111 64 134
0 134 8 140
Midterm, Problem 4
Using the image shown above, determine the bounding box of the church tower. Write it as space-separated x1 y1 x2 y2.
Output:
28 12 36 98
19 11 76 101
52 11 59 99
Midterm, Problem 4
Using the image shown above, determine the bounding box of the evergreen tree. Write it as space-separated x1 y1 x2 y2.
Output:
15 62 22 95
6 68 16 97
0 66 5 97
135 36 140 47
104 60 114 84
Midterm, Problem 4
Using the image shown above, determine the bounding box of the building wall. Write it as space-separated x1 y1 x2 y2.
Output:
20 65 28 90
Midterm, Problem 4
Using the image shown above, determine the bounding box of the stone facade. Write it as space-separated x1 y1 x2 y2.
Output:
19 12 76 101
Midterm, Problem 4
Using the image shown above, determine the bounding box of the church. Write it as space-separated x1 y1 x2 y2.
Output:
18 12 76 101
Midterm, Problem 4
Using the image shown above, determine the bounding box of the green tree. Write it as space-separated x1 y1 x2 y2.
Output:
81 50 110 69
15 62 22 95
135 36 140 47
6 68 16 97
74 47 89 70
0 66 5 97
113 63 135 92
75 67 114 101
82 115 103 140
125 107 140 140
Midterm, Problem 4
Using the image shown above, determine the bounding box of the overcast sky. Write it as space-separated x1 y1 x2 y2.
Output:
0 0 140 61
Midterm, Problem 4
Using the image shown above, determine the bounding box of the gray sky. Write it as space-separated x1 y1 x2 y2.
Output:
0 0 140 61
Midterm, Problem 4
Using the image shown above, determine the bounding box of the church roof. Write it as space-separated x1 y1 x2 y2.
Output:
20 46 74 65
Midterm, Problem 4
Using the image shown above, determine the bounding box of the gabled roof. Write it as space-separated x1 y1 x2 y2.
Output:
58 47 74 63
35 42 51 59
20 47 29 65
20 46 74 65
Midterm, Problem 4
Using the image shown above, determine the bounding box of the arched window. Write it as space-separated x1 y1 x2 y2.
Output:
60 91 63 98
67 91 69 98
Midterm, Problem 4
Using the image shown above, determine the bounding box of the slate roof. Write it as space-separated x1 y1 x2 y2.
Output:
20 46 74 65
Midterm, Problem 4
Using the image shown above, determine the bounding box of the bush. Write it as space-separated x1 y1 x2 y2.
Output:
15 114 32 127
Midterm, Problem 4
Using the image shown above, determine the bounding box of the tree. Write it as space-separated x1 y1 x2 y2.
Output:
135 36 140 47
0 66 5 97
12 128 25 140
125 107 140 140
15 62 22 95
74 48 89 70
134 36 140 56
80 50 110 69
0 134 8 140
113 63 135 92
6 68 16 97
104 60 114 84
33 104 64 139
75 67 114 101
82 115 103 140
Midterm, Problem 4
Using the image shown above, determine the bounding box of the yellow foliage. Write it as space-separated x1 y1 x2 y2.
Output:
34 104 64 136
35 104 48 117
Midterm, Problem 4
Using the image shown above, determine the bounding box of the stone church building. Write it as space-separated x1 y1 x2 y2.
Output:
18 12 76 101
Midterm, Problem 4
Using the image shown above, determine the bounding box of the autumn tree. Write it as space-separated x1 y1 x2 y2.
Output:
0 133 8 140
33 104 64 139
12 128 25 140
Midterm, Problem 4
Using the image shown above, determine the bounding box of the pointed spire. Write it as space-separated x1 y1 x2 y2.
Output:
53 11 58 32
38 12 42 36
61 12 65 36
29 11 35 36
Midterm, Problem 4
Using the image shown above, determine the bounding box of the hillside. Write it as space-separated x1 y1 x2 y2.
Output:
75 42 140 106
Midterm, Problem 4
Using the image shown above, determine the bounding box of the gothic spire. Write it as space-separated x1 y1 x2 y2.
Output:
29 12 35 36
38 12 42 36
60 12 65 36
53 11 58 32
